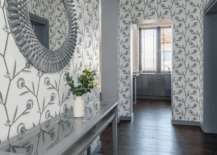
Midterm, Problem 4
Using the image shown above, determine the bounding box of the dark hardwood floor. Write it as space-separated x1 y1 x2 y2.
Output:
100 98 217 155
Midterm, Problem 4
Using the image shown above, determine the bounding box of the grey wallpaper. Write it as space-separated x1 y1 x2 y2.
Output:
202 0 213 9
118 0 204 123
0 0 100 151
28 0 67 51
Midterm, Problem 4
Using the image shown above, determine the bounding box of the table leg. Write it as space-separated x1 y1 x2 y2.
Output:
135 77 136 104
133 77 137 104
112 106 118 155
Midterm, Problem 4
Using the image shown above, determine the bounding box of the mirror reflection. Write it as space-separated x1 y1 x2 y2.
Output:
28 0 67 51
30 13 49 48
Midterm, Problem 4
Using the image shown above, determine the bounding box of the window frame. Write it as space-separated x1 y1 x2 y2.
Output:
139 26 172 74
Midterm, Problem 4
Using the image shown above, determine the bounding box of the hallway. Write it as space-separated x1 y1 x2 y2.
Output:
101 99 217 155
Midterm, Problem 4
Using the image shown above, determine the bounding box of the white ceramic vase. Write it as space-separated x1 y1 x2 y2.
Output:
74 96 84 117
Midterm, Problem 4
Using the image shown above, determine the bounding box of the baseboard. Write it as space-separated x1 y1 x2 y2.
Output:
91 141 102 155
120 113 134 121
137 96 171 100
172 120 202 127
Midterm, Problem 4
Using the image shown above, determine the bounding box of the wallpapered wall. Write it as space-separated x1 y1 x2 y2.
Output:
0 1 100 151
202 0 212 8
118 0 205 123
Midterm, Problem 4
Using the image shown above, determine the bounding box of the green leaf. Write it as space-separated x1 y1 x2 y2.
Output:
65 70 97 95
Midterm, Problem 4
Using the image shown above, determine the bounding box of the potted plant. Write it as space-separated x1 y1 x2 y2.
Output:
65 67 97 117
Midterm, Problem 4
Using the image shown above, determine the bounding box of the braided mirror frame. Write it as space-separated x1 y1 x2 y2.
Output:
5 0 77 73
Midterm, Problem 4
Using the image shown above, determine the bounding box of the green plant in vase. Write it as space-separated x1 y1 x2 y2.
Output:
65 67 98 117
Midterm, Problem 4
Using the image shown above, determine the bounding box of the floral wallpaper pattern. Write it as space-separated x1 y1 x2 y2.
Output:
118 0 204 123
28 0 67 51
202 0 213 9
0 0 100 151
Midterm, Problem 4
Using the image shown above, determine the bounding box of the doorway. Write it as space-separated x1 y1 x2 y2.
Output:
131 19 173 119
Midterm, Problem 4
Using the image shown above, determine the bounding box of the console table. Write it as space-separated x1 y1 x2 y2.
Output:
0 102 118 155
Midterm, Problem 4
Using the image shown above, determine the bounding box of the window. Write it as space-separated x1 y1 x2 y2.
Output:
141 28 157 72
30 13 49 49
161 28 172 72
140 26 172 73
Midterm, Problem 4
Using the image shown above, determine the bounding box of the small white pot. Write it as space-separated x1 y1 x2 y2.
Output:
74 96 84 117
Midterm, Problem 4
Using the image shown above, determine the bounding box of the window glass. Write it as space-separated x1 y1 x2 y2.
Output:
161 28 172 72
141 29 157 72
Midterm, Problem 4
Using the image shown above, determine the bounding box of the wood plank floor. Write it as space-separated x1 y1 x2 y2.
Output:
100 98 217 155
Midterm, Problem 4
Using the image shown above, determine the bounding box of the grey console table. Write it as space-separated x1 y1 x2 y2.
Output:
0 102 118 155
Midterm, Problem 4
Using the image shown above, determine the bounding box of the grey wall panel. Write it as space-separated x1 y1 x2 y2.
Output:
142 75 150 96
142 74 148 89
135 74 171 97
148 75 154 96
136 75 142 96
160 76 166 96
165 75 171 96
153 75 165 96
101 0 118 102
203 13 217 133
146 75 153 96
152 76 158 96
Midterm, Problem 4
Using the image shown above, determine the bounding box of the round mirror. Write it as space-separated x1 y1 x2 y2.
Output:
5 0 77 73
